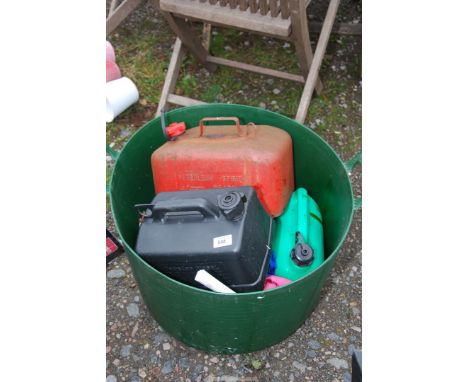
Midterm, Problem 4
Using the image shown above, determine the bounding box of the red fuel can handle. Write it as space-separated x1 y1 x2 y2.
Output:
199 117 242 137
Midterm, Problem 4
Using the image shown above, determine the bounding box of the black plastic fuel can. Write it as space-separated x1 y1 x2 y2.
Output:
135 186 274 292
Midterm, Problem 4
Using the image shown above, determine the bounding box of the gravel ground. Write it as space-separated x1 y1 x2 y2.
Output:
107 1 361 381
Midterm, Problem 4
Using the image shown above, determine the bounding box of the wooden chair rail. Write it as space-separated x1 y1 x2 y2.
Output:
189 0 291 18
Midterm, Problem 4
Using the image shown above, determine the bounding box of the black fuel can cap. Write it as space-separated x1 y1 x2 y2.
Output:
290 231 315 266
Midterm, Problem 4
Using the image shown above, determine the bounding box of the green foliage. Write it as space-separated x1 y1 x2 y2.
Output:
201 84 222 103
180 74 198 94
251 359 263 370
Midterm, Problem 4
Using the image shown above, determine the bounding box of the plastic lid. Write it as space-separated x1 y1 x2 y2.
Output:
167 122 186 138
218 191 246 221
290 232 315 266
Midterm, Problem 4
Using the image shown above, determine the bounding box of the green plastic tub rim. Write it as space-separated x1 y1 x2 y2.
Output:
107 104 362 354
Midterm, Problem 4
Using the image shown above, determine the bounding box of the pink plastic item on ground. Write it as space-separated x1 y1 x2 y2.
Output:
106 41 116 62
106 60 122 82
263 275 291 290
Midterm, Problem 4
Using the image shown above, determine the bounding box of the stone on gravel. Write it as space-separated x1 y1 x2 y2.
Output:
179 357 189 369
191 364 204 379
126 303 140 318
161 360 173 374
292 361 306 373
138 368 146 378
209 356 219 363
273 88 281 95
328 332 341 341
120 344 132 358
219 376 237 382
259 102 266 108
106 376 117 382
162 342 171 350
120 128 131 138
327 358 349 369
308 339 321 350
344 371 352 382
306 350 316 358
107 269 125 279
131 322 139 337
154 332 169 346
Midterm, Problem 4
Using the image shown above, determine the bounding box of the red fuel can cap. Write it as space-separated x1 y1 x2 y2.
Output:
166 122 186 138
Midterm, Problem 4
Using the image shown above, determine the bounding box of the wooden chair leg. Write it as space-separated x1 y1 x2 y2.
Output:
109 0 118 14
202 23 212 52
106 0 143 36
290 0 323 94
296 0 340 123
161 12 217 72
156 38 187 117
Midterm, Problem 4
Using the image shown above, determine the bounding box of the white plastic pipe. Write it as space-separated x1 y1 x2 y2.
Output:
106 77 139 122
195 270 236 294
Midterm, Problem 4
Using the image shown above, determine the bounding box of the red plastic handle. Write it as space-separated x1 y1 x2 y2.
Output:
199 117 242 137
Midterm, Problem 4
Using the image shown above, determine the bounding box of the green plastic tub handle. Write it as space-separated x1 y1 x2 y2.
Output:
344 151 362 210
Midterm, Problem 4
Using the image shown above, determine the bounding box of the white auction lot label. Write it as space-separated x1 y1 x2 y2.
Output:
213 234 233 248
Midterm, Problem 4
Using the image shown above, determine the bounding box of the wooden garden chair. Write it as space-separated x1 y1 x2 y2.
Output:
107 0 145 35
154 0 340 123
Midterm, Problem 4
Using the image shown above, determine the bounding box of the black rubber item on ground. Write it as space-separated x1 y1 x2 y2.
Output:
352 350 362 382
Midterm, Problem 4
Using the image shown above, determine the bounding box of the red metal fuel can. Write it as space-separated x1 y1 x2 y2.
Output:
151 117 294 217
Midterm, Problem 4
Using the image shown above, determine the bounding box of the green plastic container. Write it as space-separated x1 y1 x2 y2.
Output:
272 188 324 281
108 104 361 354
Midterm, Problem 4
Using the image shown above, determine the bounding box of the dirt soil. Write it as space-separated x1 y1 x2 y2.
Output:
106 1 361 381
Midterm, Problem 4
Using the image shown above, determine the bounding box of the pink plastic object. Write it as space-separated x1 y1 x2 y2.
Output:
106 60 122 83
263 275 291 290
106 41 116 62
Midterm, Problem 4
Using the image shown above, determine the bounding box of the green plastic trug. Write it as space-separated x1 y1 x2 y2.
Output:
272 188 324 281
109 104 356 354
